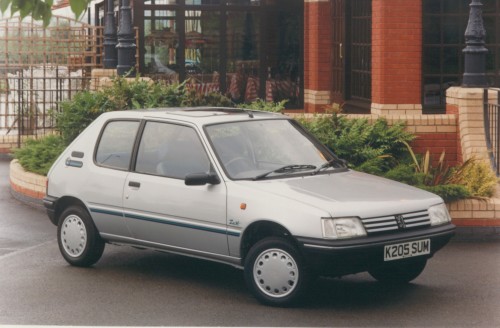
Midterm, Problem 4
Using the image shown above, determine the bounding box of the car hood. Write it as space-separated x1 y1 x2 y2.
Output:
235 170 443 218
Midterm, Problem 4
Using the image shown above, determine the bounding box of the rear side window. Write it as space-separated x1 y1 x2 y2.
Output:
95 120 140 170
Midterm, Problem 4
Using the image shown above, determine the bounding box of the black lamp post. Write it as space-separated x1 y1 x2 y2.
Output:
116 0 136 76
462 0 488 87
103 0 117 68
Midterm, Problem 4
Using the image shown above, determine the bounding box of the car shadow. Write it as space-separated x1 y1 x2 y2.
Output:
93 247 435 309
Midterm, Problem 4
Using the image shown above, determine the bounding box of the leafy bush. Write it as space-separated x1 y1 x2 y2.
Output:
298 111 496 202
401 141 453 186
447 158 498 198
181 89 233 107
13 135 66 176
383 163 472 202
419 184 471 203
297 113 414 173
238 99 287 112
57 76 232 144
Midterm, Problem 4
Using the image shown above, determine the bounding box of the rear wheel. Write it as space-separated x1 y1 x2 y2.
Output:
244 237 309 307
57 206 105 267
369 258 427 284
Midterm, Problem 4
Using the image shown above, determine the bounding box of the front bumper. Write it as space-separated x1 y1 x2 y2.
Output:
295 223 455 277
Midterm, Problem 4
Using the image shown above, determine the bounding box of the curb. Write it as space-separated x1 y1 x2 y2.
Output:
10 185 45 211
8 160 500 242
453 226 500 241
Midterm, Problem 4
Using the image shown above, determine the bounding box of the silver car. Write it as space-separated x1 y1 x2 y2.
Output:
44 108 455 306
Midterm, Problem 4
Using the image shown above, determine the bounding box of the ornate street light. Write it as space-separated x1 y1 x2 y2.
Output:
103 0 117 68
462 0 488 87
116 0 136 76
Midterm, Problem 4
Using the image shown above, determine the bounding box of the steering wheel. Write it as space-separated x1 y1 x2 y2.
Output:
224 157 248 169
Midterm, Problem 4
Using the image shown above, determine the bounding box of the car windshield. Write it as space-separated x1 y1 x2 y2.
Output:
205 119 343 180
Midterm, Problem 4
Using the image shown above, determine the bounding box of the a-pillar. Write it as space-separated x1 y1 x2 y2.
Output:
371 0 423 115
304 0 332 113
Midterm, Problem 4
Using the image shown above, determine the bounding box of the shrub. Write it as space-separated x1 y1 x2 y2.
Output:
384 164 425 186
13 135 66 176
446 158 498 198
57 76 232 144
297 112 414 173
238 99 287 112
402 141 452 186
419 184 471 203
181 89 233 107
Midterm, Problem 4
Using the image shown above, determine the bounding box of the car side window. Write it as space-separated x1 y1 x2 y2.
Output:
95 120 140 170
135 121 211 179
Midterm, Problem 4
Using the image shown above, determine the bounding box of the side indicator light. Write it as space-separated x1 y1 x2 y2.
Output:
240 203 247 210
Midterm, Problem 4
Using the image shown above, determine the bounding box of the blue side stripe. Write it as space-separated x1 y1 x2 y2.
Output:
90 207 241 237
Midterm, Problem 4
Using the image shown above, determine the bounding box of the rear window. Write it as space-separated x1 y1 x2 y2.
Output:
95 120 140 170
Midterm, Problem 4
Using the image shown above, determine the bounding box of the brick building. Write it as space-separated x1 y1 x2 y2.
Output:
304 0 499 114
90 0 498 164
89 0 498 112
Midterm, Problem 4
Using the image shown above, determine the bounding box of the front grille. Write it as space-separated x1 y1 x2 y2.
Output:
361 210 430 234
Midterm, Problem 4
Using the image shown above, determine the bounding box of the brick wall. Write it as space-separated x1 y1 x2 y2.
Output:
372 0 422 109
294 112 460 166
304 0 332 113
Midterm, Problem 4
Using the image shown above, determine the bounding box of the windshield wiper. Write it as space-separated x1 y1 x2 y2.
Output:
253 164 317 180
312 158 345 175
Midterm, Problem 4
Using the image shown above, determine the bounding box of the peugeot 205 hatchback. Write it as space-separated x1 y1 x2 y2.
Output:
44 108 455 306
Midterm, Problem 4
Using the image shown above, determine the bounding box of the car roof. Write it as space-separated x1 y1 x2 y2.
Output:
98 107 289 126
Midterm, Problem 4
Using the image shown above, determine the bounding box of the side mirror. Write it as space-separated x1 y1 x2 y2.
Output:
185 172 220 186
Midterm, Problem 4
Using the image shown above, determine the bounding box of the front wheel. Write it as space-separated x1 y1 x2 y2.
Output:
244 237 309 307
369 258 427 284
57 206 105 267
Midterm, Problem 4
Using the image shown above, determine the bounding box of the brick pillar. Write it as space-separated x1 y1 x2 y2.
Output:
371 0 422 115
446 86 490 163
304 0 332 113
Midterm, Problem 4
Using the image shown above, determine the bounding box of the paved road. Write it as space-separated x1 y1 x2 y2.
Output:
0 157 499 327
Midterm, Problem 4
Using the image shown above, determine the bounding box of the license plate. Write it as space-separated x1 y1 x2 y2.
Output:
384 239 430 261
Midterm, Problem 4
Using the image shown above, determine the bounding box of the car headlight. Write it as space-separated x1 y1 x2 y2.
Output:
321 217 367 239
428 203 452 226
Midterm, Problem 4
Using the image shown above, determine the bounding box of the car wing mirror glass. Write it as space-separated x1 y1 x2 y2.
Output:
185 172 220 186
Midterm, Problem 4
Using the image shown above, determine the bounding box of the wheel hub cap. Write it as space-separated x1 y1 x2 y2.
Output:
61 215 87 257
253 248 299 298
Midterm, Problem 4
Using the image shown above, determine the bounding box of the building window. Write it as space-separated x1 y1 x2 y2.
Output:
134 0 303 108
422 0 500 112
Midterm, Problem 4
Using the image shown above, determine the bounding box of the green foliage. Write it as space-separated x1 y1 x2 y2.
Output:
418 184 471 203
447 158 498 198
238 99 287 113
181 89 233 107
401 141 452 186
384 164 425 186
1 0 91 26
57 76 232 144
13 135 66 176
384 163 471 202
298 111 495 203
297 112 414 173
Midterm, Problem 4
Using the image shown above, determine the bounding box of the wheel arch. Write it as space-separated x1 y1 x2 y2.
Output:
54 196 90 225
240 220 298 261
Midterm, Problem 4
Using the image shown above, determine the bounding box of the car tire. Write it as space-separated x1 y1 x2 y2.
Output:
57 205 105 267
244 237 309 307
368 258 427 284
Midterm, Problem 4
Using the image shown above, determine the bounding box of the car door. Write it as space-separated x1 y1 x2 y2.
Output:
87 119 141 238
123 121 229 255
